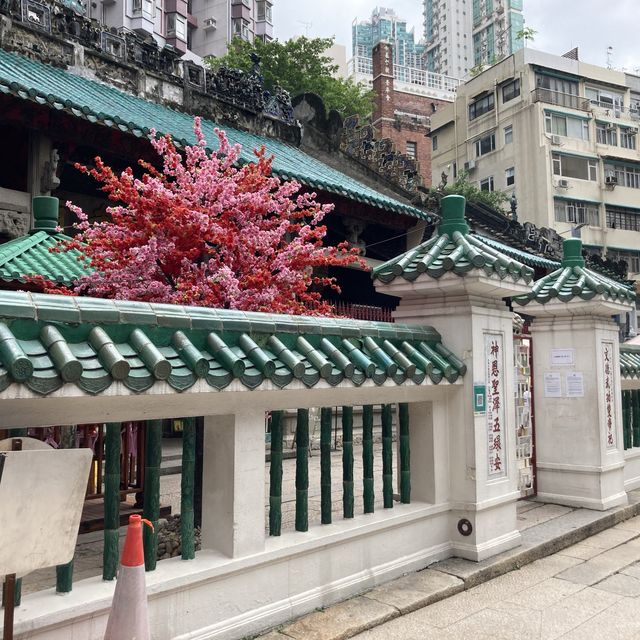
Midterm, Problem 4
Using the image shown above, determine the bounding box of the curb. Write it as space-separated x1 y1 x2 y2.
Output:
254 497 640 640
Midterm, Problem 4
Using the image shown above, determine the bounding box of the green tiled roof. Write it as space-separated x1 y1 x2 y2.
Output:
513 239 636 306
476 235 561 270
373 195 535 285
0 231 90 285
620 345 640 379
0 291 466 396
0 49 427 221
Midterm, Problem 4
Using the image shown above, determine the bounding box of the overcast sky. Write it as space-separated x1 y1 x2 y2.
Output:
273 0 639 73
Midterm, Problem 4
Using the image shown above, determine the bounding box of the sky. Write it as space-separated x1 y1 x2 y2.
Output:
273 0 640 73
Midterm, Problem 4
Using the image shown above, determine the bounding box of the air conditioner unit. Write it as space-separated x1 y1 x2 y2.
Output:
203 17 217 29
557 179 569 189
464 160 477 171
550 135 561 145
605 175 618 185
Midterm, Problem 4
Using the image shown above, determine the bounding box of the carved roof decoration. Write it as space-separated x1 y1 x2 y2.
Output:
373 195 535 285
0 49 429 221
0 291 466 396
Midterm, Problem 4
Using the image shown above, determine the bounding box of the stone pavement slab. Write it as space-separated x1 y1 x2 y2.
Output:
593 572 640 596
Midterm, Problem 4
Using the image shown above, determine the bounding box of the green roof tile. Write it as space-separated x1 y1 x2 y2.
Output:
621 345 640 379
0 291 465 394
0 49 427 221
513 239 636 306
373 195 535 285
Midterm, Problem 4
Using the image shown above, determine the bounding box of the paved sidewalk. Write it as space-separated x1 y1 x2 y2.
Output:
256 491 640 640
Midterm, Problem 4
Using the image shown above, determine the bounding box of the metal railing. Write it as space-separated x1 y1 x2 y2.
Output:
531 88 591 112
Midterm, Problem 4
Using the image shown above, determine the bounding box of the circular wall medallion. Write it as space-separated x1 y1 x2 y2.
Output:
457 518 473 536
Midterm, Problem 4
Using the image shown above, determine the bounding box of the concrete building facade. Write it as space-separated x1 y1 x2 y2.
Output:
429 48 640 278
423 0 524 78
84 0 273 60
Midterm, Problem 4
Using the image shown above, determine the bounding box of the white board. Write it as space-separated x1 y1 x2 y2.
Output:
0 448 93 576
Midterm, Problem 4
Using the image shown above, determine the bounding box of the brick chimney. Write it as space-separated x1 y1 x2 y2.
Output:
372 41 394 127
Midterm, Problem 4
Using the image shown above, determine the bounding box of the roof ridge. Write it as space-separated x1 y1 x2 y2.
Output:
0 231 48 267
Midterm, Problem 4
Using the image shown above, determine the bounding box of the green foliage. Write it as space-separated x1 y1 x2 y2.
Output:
431 172 509 212
516 27 537 46
207 36 374 118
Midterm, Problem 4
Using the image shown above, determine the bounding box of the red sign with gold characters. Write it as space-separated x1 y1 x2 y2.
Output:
602 341 616 449
486 334 506 477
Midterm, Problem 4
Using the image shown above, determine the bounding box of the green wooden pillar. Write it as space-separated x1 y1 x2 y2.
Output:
399 403 411 504
143 419 162 571
269 410 284 536
181 417 196 560
634 391 640 448
362 405 374 514
623 391 631 450
342 406 354 519
381 404 394 509
320 407 333 524
56 561 74 593
103 422 121 581
295 409 309 532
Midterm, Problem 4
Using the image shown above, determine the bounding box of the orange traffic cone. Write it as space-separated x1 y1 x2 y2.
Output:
104 515 152 640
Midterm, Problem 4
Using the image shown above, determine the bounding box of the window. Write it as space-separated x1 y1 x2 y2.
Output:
480 176 494 192
474 132 496 157
502 79 520 103
621 127 637 150
596 122 618 146
166 13 186 39
608 250 640 273
536 74 578 96
504 124 513 144
468 92 494 120
505 167 515 186
552 153 598 181
544 112 590 140
604 163 640 189
132 0 153 17
256 0 272 22
554 200 599 226
232 17 250 39
607 205 640 232
432 135 438 151
406 141 417 159
585 86 624 111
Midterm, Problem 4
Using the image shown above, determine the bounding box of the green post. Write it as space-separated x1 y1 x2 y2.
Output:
399 403 411 504
320 407 333 524
362 405 374 513
634 391 640 448
342 406 354 518
56 562 74 593
382 404 394 508
623 391 631 450
181 417 196 560
295 409 309 532
269 410 284 536
143 420 162 571
103 422 121 581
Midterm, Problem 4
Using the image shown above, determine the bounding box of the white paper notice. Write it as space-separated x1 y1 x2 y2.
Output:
566 372 585 397
551 348 575 366
544 372 562 397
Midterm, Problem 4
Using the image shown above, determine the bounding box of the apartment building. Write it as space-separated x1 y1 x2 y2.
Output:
89 0 273 60
429 47 640 276
352 7 426 69
423 0 524 78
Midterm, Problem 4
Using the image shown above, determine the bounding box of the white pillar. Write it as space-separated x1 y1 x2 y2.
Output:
201 410 266 557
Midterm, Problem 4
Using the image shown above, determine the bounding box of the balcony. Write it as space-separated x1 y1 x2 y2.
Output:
531 88 590 112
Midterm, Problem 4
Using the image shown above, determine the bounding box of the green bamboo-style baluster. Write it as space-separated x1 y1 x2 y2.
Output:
382 404 394 509
295 409 309 532
342 406 354 519
399 403 411 504
634 391 640 448
269 410 284 536
143 419 162 571
56 561 74 593
103 422 121 581
181 417 196 560
362 405 374 514
623 391 631 450
320 407 333 524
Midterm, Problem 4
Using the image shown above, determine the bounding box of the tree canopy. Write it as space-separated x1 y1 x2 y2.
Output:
208 36 374 119
39 118 365 314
